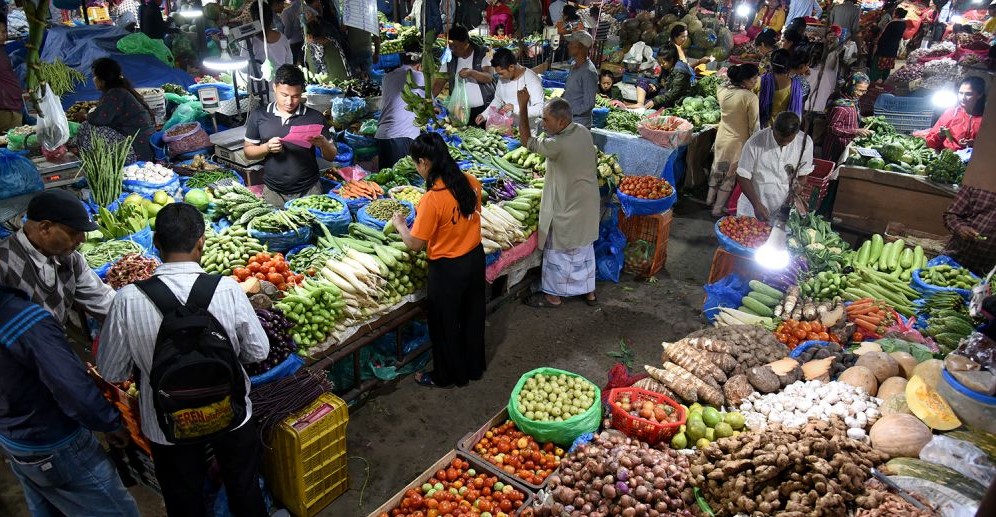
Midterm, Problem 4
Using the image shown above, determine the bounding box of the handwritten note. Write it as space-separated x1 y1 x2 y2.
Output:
280 124 325 148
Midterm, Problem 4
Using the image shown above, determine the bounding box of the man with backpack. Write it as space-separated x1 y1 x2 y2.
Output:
97 203 270 517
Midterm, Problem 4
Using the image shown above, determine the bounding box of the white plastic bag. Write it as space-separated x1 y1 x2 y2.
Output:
35 84 70 151
919 434 996 487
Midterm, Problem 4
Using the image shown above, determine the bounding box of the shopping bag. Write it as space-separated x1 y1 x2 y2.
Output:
35 84 70 152
484 106 515 135
447 76 471 127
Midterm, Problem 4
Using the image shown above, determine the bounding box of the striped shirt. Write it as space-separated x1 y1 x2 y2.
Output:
96 262 269 445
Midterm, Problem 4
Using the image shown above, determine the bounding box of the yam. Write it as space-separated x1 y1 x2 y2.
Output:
869 413 933 458
890 351 919 379
801 357 834 382
747 366 781 394
723 374 755 406
877 377 908 401
856 352 900 383
838 366 878 396
633 377 679 400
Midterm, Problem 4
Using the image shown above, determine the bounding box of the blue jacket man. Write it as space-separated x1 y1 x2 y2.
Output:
0 287 139 516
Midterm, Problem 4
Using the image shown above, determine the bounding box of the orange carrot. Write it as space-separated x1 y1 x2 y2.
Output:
853 318 878 332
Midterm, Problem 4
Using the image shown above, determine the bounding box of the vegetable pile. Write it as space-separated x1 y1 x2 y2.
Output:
605 110 642 134
515 373 597 423
459 127 508 156
80 240 143 269
364 199 412 222
847 298 899 340
481 204 528 253
245 308 298 376
596 152 624 188
787 212 850 273
123 162 175 184
212 184 272 224
79 131 136 207
96 205 148 239
184 169 240 189
617 176 674 200
717 216 771 248
928 149 967 185
663 96 720 129
288 194 346 213
852 234 927 282
232 252 304 291
917 291 980 353
247 209 316 234
471 420 564 486
337 180 385 200
502 146 547 177
918 264 977 290
667 404 745 450
389 186 424 205
201 226 266 276
274 277 344 349
774 320 838 350
105 254 160 290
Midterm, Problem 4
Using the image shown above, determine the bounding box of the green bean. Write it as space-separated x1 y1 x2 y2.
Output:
185 169 240 189
81 240 143 269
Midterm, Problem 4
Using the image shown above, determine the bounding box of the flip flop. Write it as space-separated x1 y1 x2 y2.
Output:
524 292 562 308
415 372 453 389
584 294 599 307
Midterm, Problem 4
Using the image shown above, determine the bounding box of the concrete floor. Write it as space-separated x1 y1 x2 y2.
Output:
0 199 719 517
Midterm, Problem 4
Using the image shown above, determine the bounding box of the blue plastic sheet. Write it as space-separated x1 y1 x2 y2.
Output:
789 340 834 359
616 190 676 217
594 205 626 283
118 225 154 251
356 200 415 231
249 355 304 386
703 273 751 321
0 149 44 202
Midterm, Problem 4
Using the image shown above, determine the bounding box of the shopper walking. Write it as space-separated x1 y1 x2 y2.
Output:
244 65 337 207
736 111 814 220
708 63 760 217
758 49 804 128
392 133 485 389
433 26 496 128
0 189 115 325
0 288 139 517
562 31 598 127
518 93 600 307
870 7 907 82
377 47 424 168
97 203 270 517
823 72 871 163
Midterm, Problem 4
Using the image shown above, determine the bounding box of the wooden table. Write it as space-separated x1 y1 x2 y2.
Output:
832 166 957 237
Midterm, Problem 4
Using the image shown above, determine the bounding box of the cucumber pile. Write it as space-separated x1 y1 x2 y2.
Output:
851 235 926 281
500 181 543 234
800 271 848 300
738 280 784 318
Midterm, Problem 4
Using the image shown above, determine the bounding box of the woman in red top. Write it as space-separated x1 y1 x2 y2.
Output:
823 72 872 163
487 0 514 36
393 132 485 389
917 76 986 152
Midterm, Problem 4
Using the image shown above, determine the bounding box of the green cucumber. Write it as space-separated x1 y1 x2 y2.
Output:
878 241 892 271
899 247 914 269
741 296 774 317
913 245 925 270
855 241 871 266
748 280 783 299
888 238 905 270
870 234 884 262
747 291 781 307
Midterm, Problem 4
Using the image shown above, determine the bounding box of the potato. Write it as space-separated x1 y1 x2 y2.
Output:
856 352 900 383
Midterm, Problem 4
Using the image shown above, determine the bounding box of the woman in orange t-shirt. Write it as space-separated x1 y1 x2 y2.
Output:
393 132 486 389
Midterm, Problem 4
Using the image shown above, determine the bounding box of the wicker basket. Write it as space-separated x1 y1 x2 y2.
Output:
607 387 686 445
618 210 672 278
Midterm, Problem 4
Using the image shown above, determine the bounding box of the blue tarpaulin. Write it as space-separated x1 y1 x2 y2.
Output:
8 25 195 110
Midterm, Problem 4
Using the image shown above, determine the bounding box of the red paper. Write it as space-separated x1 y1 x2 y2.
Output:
280 124 325 148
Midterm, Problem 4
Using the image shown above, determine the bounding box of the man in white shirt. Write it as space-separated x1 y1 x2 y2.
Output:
736 112 814 220
786 0 822 25
432 26 496 128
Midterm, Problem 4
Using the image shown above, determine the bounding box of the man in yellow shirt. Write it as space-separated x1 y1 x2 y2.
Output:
985 1 996 34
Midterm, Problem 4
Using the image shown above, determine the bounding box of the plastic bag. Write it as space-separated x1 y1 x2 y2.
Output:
507 367 602 446
0 149 44 203
703 273 751 321
331 97 367 126
616 189 677 217
920 434 996 487
284 193 352 237
447 77 471 127
359 119 378 136
117 33 174 66
163 101 206 132
35 84 70 152
485 106 515 135
594 205 626 283
249 355 304 386
953 332 996 372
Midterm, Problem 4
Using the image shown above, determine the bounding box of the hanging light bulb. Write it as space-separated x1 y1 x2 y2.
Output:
736 3 753 18
755 222 791 270
203 40 249 71
932 88 958 109
178 0 203 18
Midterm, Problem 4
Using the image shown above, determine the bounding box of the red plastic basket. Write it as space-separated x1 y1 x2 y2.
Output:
804 159 836 205
607 387 686 445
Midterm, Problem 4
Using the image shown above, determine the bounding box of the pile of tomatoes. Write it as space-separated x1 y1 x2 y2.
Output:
472 420 564 486
231 252 304 291
618 176 674 200
718 216 772 248
775 319 840 350
377 457 527 517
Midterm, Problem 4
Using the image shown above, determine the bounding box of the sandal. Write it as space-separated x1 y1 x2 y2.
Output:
415 372 453 389
524 292 562 308
584 294 599 307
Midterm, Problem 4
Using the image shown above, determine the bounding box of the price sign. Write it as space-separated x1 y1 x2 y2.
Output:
341 0 377 34
854 147 882 159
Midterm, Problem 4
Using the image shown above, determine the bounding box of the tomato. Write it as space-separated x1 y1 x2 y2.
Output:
446 468 459 482
498 499 513 512
435 470 447 481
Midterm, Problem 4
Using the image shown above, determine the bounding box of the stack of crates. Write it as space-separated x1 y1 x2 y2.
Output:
618 210 673 278
264 392 349 517
873 93 935 134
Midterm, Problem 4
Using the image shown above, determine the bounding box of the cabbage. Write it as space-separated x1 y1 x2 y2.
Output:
880 143 905 164
184 188 211 211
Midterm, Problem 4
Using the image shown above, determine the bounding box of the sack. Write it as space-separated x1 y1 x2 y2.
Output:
117 33 174 66
447 77 471 127
594 205 626 283
485 106 515 135
507 367 602 446
703 273 751 321
0 149 44 203
36 84 70 152
164 122 212 159
135 275 247 444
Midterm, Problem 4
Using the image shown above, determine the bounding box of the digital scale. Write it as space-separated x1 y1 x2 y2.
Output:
210 125 263 175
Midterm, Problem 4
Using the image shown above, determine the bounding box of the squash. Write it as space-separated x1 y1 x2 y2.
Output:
837 366 878 396
889 351 919 379
881 458 987 501
869 413 933 457
906 375 962 431
877 377 908 401
880 394 912 416
913 359 944 388
856 351 900 383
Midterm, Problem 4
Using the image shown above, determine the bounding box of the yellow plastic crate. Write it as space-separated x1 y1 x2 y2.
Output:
264 392 349 517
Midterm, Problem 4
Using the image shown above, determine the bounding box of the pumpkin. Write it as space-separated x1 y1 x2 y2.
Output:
889 351 919 379
877 377 908 401
856 352 900 383
837 366 878 396
906 375 962 431
913 359 944 388
880 394 912 416
869 413 933 458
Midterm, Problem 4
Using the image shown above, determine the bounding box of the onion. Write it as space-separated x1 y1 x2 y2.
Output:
601 483 616 499
616 481 630 495
617 467 629 481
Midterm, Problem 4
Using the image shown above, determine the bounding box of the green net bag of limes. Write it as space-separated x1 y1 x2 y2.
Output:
507 367 601 446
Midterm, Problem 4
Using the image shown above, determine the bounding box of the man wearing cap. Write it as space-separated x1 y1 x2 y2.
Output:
562 31 598 127
0 190 115 325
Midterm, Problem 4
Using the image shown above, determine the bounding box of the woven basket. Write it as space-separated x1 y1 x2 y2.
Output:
637 115 694 149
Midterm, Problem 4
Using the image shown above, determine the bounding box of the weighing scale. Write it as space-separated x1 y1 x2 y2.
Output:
197 85 221 133
210 126 263 178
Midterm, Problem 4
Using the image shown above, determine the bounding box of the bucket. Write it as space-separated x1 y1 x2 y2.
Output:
137 87 167 126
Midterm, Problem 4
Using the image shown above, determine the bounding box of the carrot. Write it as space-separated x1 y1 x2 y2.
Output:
854 314 882 325
853 318 878 333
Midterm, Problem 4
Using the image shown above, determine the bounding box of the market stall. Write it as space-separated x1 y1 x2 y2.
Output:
833 165 956 237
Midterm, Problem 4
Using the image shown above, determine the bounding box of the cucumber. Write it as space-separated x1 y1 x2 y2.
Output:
855 241 871 266
748 280 783 299
747 291 781 307
878 240 892 271
888 238 905 270
870 234 884 262
882 458 986 501
913 245 925 270
741 296 774 317
899 247 914 269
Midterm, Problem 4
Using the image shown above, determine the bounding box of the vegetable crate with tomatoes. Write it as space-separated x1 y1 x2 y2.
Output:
264 392 349 517
618 210 672 278
233 252 305 291
369 450 533 517
775 320 839 351
617 176 674 200
716 216 772 250
457 408 566 491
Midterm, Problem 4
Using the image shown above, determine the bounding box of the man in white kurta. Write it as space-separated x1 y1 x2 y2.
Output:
736 111 814 221
517 91 600 307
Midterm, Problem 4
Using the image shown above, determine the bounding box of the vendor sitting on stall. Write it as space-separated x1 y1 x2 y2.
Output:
736 111 814 221
915 76 985 152
79 58 156 163
629 46 694 110
244 64 337 207
597 70 626 107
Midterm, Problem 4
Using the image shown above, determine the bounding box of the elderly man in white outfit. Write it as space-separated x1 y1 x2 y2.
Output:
736 111 814 221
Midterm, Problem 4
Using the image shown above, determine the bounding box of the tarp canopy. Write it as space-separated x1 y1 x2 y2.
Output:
8 25 195 109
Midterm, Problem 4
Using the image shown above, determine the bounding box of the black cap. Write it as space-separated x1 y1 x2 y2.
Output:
26 190 99 232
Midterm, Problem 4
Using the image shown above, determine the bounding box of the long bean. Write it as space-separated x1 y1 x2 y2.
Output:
80 240 143 268
248 369 333 441
36 60 85 96
79 132 135 207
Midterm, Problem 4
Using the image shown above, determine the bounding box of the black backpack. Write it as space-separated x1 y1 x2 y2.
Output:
135 274 247 444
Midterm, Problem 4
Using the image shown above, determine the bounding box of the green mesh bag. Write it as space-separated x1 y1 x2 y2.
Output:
507 367 602 446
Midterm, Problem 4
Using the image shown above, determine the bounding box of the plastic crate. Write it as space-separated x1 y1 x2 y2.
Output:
456 407 562 491
607 387 686 445
264 393 349 517
618 210 672 278
707 247 764 284
884 222 950 257
804 158 836 206
873 94 934 134
86 365 152 455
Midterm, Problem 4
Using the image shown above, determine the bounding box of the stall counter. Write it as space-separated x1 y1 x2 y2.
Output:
832 165 956 236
